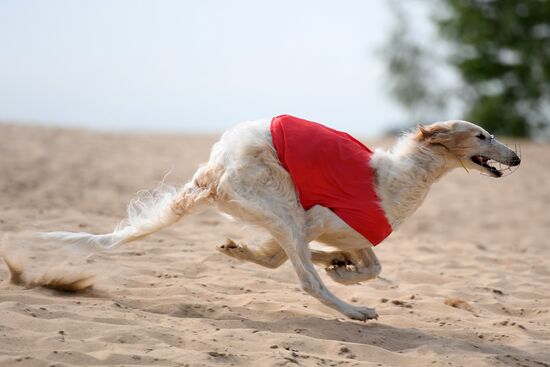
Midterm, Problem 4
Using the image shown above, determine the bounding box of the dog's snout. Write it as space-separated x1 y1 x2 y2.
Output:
510 155 521 166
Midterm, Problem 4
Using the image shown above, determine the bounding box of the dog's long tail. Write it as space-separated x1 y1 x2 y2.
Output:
40 180 212 251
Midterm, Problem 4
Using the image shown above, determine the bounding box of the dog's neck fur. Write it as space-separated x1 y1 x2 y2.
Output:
371 133 457 229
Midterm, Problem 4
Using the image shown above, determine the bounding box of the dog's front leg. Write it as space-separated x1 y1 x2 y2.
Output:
257 206 378 321
306 207 383 284
281 234 379 321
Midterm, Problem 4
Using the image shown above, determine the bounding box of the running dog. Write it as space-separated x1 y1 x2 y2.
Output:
44 115 521 321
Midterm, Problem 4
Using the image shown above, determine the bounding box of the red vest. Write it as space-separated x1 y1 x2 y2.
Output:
270 115 392 246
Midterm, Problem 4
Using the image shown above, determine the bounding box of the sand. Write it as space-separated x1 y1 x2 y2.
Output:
0 123 549 367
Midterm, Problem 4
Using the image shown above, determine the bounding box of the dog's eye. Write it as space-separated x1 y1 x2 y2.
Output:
476 134 486 140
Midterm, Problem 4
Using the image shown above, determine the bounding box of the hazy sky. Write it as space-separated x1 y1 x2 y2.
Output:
0 1 425 136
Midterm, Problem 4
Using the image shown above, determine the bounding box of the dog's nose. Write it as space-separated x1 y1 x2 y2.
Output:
510 155 521 166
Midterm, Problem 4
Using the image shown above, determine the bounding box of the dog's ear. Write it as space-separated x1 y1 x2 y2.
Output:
417 124 430 139
417 124 451 145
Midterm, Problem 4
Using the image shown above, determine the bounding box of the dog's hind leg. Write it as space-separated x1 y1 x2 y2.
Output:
217 237 288 269
217 205 331 269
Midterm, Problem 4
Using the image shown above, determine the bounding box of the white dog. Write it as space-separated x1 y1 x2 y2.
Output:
44 115 520 321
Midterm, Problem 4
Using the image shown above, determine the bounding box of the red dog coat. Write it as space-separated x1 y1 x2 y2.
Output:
270 115 392 246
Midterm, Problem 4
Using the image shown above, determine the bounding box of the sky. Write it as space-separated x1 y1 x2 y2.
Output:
0 0 429 137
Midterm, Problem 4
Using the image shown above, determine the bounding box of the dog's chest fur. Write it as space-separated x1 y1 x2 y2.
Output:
370 142 449 229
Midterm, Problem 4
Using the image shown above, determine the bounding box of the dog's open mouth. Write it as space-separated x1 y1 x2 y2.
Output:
470 155 504 177
469 144 521 178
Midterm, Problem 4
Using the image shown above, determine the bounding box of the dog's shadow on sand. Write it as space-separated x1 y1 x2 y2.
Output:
235 315 546 365
239 315 484 352
133 300 549 366
7 280 546 366
243 315 436 352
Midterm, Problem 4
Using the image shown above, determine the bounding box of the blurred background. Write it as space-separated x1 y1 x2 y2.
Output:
2 2 550 364
0 0 548 138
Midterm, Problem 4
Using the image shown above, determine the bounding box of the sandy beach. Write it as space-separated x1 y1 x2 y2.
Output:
1 123 549 367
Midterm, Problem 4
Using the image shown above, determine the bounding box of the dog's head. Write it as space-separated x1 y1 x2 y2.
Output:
417 120 521 178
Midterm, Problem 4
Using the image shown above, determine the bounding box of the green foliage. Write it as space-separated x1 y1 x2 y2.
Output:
385 0 550 137
382 2 448 123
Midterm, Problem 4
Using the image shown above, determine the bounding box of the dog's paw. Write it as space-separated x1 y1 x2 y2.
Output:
217 239 248 259
218 238 239 250
325 265 363 285
344 306 378 322
325 262 380 285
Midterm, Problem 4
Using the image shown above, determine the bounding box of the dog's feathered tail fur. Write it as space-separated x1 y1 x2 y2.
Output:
41 183 182 250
